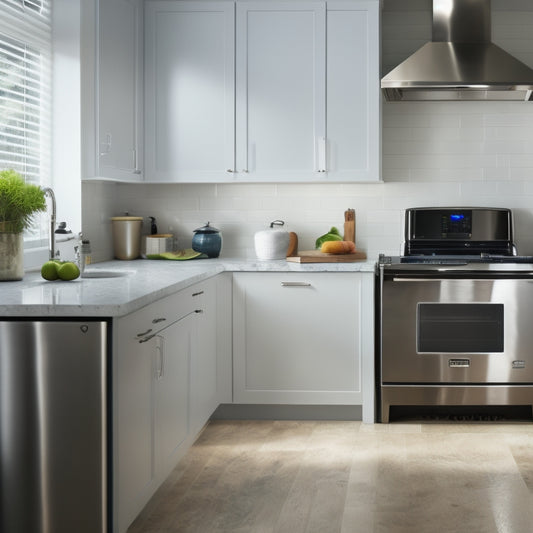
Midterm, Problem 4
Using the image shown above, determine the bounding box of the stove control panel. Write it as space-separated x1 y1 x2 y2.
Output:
441 211 472 237
404 207 513 246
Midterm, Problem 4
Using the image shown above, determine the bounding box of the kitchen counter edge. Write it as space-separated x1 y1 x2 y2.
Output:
0 257 377 317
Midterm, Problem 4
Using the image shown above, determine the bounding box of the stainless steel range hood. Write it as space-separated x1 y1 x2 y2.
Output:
381 0 533 102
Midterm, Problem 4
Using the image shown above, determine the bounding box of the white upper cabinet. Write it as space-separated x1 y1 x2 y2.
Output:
141 0 380 183
235 2 326 180
97 0 143 180
144 1 235 182
326 1 380 181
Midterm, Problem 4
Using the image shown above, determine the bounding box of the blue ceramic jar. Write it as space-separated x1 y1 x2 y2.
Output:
192 222 222 258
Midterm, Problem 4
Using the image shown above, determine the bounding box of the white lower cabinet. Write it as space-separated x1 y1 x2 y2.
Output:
232 272 363 404
190 277 219 435
114 270 373 532
153 315 193 476
114 279 218 533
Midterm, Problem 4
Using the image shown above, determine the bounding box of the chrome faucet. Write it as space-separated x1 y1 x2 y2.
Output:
42 187 57 260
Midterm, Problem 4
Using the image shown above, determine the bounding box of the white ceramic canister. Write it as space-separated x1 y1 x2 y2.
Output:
254 220 290 260
142 234 174 257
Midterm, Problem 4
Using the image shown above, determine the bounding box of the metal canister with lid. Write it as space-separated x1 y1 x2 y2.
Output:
111 215 143 260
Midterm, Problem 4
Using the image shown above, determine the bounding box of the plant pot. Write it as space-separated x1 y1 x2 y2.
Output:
0 232 24 281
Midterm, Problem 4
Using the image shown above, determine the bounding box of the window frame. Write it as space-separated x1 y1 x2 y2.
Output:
0 0 52 256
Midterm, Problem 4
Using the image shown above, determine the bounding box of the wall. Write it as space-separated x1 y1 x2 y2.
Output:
82 0 533 262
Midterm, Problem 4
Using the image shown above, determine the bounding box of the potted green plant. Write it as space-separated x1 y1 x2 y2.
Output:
0 169 46 280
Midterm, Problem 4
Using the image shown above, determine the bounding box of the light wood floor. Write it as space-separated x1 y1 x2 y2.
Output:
127 420 533 533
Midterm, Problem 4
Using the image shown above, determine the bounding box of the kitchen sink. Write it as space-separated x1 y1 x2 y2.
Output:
81 269 134 279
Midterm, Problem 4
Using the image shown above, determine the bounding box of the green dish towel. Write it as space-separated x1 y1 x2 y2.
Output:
146 249 207 260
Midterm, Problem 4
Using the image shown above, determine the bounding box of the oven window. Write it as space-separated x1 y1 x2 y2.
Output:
417 303 504 353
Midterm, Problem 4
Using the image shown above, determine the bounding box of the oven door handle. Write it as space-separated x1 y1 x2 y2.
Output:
392 277 478 282
390 276 533 281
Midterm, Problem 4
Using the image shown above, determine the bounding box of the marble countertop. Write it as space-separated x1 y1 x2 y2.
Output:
0 256 377 317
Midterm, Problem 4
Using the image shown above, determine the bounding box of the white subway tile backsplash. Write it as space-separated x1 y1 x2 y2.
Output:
216 183 276 197
382 127 414 142
460 115 485 129
483 167 510 181
497 180 526 195
509 154 533 168
412 127 459 141
460 181 501 198
483 140 528 154
259 195 322 211
341 182 386 196
512 168 533 180
275 183 345 196
199 196 262 212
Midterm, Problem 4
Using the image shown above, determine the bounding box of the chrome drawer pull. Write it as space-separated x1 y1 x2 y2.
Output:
138 333 156 344
281 281 311 287
192 291 204 297
136 328 152 337
152 317 166 324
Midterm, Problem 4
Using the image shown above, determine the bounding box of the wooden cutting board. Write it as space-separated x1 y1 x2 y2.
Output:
286 250 367 263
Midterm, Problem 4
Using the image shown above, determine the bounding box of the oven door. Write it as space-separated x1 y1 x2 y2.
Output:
380 274 533 384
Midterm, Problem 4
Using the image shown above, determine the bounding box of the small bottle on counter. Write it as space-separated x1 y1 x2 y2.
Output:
77 234 92 273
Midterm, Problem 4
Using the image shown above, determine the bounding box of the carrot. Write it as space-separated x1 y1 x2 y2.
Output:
320 240 356 254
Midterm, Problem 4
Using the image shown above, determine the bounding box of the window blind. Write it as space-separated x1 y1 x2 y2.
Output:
0 0 51 187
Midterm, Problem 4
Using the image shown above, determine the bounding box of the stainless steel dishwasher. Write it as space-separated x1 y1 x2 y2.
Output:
0 320 108 533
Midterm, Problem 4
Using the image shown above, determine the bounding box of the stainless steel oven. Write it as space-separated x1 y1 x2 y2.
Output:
378 207 533 422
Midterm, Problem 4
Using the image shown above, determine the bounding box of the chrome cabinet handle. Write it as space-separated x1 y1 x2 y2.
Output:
226 169 235 173
317 136 327 172
281 281 312 287
100 133 111 156
132 149 141 174
138 333 155 343
192 291 204 297
152 317 166 324
136 328 152 337
155 335 165 380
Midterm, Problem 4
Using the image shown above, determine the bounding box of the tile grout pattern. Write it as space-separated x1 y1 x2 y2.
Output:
127 420 533 533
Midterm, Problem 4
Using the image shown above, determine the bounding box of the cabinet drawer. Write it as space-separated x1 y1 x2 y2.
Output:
233 272 362 404
121 283 207 340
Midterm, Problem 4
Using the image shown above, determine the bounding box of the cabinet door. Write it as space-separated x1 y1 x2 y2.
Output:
233 272 362 404
144 1 235 182
115 294 195 533
235 1 326 180
115 310 156 532
154 314 193 475
326 1 380 181
97 0 143 180
190 279 218 434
